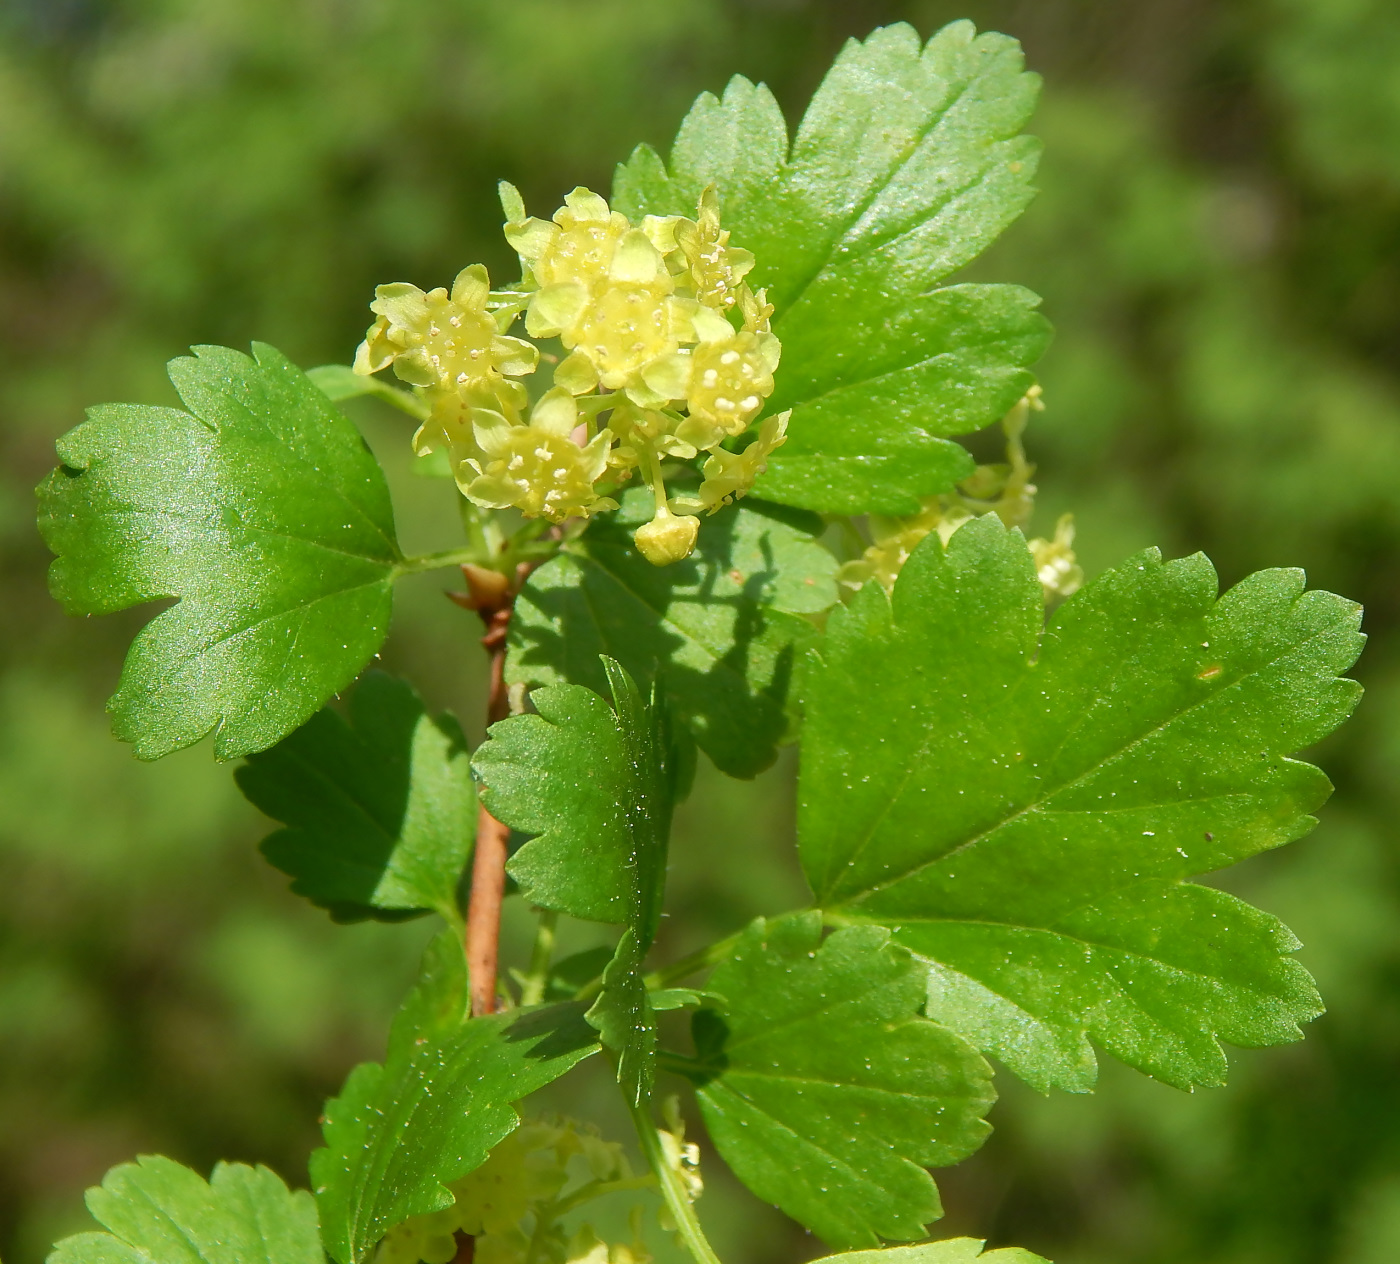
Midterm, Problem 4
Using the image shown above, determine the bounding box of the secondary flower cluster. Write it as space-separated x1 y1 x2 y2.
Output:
373 1117 646 1264
837 388 1084 603
355 185 786 565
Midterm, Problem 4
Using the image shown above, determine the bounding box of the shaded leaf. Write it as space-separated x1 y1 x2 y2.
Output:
614 22 1050 513
507 490 835 777
236 672 474 923
691 913 995 1248
802 514 1363 1092
37 343 400 761
49 1156 320 1264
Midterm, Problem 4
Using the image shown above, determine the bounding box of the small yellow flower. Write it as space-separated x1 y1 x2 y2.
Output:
1028 513 1084 602
606 400 698 471
682 411 789 513
505 186 631 291
411 379 529 475
836 501 971 596
464 388 616 522
562 231 697 401
737 283 774 333
672 186 755 311
682 307 781 435
354 264 537 395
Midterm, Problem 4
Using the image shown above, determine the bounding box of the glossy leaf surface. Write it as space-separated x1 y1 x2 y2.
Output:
50 1157 320 1264
614 22 1050 513
313 933 597 1264
477 660 684 1104
37 343 400 760
802 514 1363 1091
692 913 995 1248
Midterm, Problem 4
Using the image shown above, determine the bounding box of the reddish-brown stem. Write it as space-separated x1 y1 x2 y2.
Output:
454 563 530 1017
449 1232 475 1264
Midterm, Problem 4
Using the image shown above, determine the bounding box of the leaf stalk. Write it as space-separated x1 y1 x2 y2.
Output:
626 1096 722 1264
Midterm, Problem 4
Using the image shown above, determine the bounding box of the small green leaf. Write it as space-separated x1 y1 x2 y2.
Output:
235 672 474 923
691 913 995 1248
507 491 835 777
802 514 1364 1092
312 932 597 1264
812 1242 1049 1264
474 684 637 924
49 1156 320 1264
613 22 1049 514
650 987 723 1011
37 343 401 761
478 658 685 1105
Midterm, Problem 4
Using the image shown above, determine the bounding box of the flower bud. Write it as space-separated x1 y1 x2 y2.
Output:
633 508 699 566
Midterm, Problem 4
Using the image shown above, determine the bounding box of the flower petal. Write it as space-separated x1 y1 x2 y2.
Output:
531 388 578 438
451 263 491 308
553 351 599 395
491 335 540 377
527 283 588 338
561 187 611 222
641 350 691 401
609 229 665 285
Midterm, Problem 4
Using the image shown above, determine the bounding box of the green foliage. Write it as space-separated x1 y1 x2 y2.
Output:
312 933 598 1264
507 490 835 777
476 659 687 1104
801 513 1363 1092
688 913 995 1248
16 10 1388 1264
614 22 1051 513
49 1156 320 1264
36 343 400 761
236 672 473 923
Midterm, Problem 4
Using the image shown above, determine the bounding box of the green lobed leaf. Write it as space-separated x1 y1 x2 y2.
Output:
811 1242 1049 1264
476 658 686 1104
613 22 1050 514
802 514 1364 1093
37 343 401 761
689 912 995 1248
235 672 474 923
312 932 598 1264
49 1155 320 1264
506 490 835 777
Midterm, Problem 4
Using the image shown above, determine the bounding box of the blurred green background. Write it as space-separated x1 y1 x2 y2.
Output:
3 1 1400 1262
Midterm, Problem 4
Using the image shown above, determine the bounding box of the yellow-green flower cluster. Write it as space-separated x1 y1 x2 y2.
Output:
837 388 1081 604
373 1117 645 1264
354 184 786 560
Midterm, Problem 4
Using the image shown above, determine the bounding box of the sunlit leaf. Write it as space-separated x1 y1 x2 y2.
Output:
614 22 1050 513
49 1156 320 1264
802 514 1363 1092
37 343 400 760
690 913 995 1248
